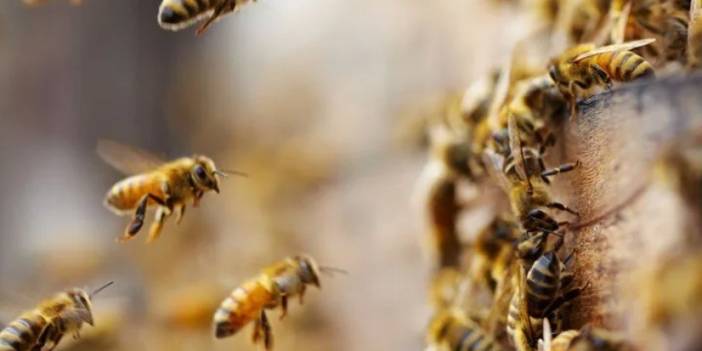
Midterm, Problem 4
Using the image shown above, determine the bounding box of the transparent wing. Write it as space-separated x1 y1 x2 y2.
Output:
97 139 166 175
482 148 512 194
507 113 529 181
571 38 656 62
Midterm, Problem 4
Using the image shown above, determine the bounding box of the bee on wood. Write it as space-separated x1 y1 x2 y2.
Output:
158 0 254 35
548 39 656 115
213 255 343 350
98 140 245 243
0 282 112 351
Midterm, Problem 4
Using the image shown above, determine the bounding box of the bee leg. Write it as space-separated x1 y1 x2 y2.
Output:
567 82 578 118
45 334 64 351
175 204 186 225
279 296 288 320
540 160 581 179
260 311 273 351
119 193 167 242
546 202 580 218
542 282 588 317
192 189 204 207
299 285 306 305
592 64 612 89
147 206 171 243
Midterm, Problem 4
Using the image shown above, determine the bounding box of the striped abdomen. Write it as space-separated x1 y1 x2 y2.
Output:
589 51 654 81
158 0 225 30
0 312 48 351
213 278 274 338
525 252 561 318
104 174 164 212
506 296 537 351
446 322 501 351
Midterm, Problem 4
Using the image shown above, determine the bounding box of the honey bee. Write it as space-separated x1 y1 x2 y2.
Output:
485 125 579 235
426 308 504 351
213 255 342 350
98 140 244 243
0 282 113 351
507 245 583 351
469 215 519 292
548 39 656 115
158 0 253 35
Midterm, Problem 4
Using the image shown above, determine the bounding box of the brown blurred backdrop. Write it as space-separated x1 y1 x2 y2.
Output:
0 1 524 350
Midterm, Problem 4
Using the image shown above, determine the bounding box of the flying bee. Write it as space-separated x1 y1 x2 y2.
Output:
548 39 656 115
158 0 253 35
0 282 113 351
213 255 343 350
426 308 504 351
98 140 245 243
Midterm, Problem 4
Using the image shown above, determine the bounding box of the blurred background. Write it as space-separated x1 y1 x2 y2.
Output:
0 1 530 350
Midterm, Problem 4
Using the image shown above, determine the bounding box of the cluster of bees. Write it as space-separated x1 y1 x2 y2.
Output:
2 4 340 351
418 1 702 351
1 138 343 351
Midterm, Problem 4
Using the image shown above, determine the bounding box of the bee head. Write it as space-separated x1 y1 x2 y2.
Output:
67 288 95 326
295 255 321 288
191 156 221 193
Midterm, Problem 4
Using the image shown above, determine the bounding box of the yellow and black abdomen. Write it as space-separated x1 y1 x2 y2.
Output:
595 51 654 81
0 312 48 351
213 278 274 338
104 174 165 212
525 252 561 318
158 0 223 30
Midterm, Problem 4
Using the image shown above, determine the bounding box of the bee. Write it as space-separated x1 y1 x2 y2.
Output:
548 39 656 115
158 0 253 35
213 255 342 350
469 215 519 292
98 140 244 243
0 282 113 351
507 245 584 351
426 308 503 351
485 123 579 235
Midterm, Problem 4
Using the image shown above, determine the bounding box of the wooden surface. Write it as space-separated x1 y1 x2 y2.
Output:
547 73 702 331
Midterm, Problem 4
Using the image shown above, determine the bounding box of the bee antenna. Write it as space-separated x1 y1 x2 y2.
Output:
215 169 248 178
90 281 114 299
319 266 348 276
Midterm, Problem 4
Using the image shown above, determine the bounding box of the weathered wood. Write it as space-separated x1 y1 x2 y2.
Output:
550 74 702 331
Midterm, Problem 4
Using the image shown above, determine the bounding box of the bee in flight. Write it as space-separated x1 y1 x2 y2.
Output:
548 39 656 115
0 282 113 351
158 0 254 35
213 255 343 350
98 140 245 243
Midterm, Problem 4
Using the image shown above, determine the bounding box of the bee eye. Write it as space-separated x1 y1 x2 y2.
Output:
195 166 208 180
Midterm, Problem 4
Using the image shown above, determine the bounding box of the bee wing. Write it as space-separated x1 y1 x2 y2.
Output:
610 1 632 45
516 264 537 344
481 149 512 193
693 0 701 17
570 38 656 62
97 140 166 175
507 113 529 181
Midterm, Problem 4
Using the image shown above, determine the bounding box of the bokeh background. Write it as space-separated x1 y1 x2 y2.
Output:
0 1 529 350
